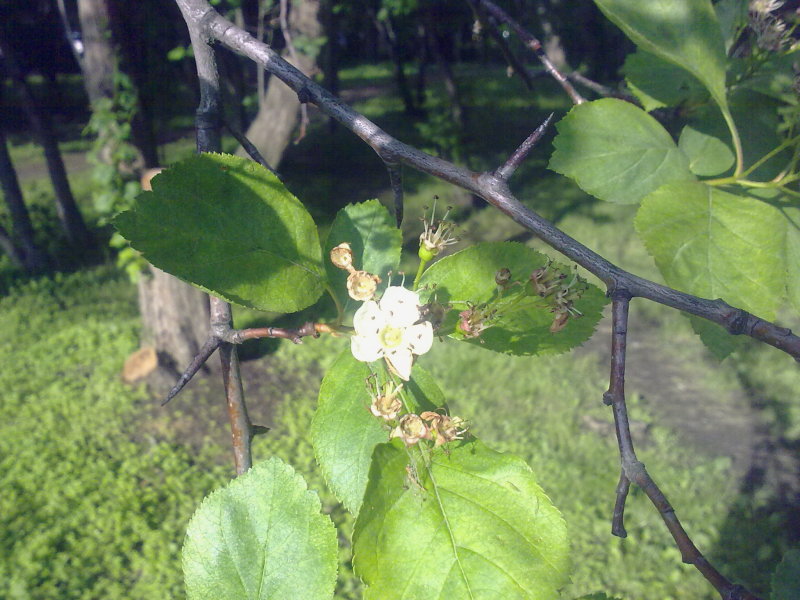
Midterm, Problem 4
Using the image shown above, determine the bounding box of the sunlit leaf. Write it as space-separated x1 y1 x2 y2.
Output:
353 439 570 600
182 457 336 600
594 0 729 111
311 350 443 515
115 153 325 312
549 99 695 205
678 125 735 177
635 182 786 320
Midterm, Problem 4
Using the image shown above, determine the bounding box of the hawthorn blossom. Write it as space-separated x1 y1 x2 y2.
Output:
351 286 433 380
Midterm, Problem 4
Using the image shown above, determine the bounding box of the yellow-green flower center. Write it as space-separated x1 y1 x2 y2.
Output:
379 325 404 349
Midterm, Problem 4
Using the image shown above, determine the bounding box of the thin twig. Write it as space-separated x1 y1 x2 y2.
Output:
611 472 631 538
162 336 222 405
224 321 319 344
605 295 763 600
476 0 586 105
567 71 635 102
466 0 534 90
221 116 279 176
494 113 554 181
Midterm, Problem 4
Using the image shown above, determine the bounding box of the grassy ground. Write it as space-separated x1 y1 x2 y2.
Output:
1 62 798 599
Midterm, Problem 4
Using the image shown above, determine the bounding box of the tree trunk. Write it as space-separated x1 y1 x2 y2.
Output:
137 265 210 373
76 2 212 378
0 34 93 249
239 0 322 169
0 127 48 272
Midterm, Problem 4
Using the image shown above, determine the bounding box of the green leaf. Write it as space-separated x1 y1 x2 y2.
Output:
572 594 623 600
678 125 735 177
353 439 570 600
593 0 729 111
622 50 707 112
324 199 402 314
635 182 787 320
785 208 800 314
549 99 695 205
311 350 443 515
114 153 325 312
182 457 337 600
418 242 607 356
772 549 800 600
715 0 748 52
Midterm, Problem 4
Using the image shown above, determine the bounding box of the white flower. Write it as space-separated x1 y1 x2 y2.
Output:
351 286 434 380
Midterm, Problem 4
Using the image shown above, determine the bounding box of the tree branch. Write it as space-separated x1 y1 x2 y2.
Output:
494 113 553 181
221 116 279 176
176 0 800 362
604 295 763 600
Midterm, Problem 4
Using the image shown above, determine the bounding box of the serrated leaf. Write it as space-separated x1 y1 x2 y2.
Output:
114 153 325 312
311 350 443 515
572 594 623 600
594 0 729 112
418 242 606 356
549 99 695 205
785 208 800 314
678 125 735 176
353 439 570 600
772 549 800 600
635 182 786 320
324 199 402 314
182 457 337 600
623 50 707 112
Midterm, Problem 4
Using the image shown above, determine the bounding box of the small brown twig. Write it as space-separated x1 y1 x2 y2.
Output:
476 0 586 105
494 113 554 181
466 0 535 90
604 294 763 600
163 321 322 406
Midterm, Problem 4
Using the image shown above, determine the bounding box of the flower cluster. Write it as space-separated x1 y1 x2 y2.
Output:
388 411 467 448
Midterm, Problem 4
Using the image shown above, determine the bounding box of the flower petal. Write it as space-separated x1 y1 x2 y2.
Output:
351 335 383 362
404 321 433 356
353 300 384 336
379 286 421 327
385 347 413 380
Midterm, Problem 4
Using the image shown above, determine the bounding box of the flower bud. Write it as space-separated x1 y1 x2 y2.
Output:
390 413 430 446
346 270 381 301
495 268 512 288
330 242 354 271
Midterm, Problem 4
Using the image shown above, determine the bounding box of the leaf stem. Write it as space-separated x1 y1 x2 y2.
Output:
741 134 800 179
412 257 429 291
722 108 744 177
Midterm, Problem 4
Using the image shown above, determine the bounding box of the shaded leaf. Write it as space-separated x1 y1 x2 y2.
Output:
353 439 570 600
635 182 786 320
689 316 743 360
418 242 606 356
678 125 735 177
311 350 443 515
324 199 402 314
182 457 337 600
549 99 695 205
714 0 748 52
115 153 325 312
623 50 707 112
594 0 729 111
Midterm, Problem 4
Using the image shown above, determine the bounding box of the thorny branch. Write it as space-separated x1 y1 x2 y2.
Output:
604 296 762 600
174 0 793 594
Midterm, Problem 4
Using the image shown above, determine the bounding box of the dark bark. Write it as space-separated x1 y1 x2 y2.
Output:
0 127 48 271
0 34 93 249
239 0 322 168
